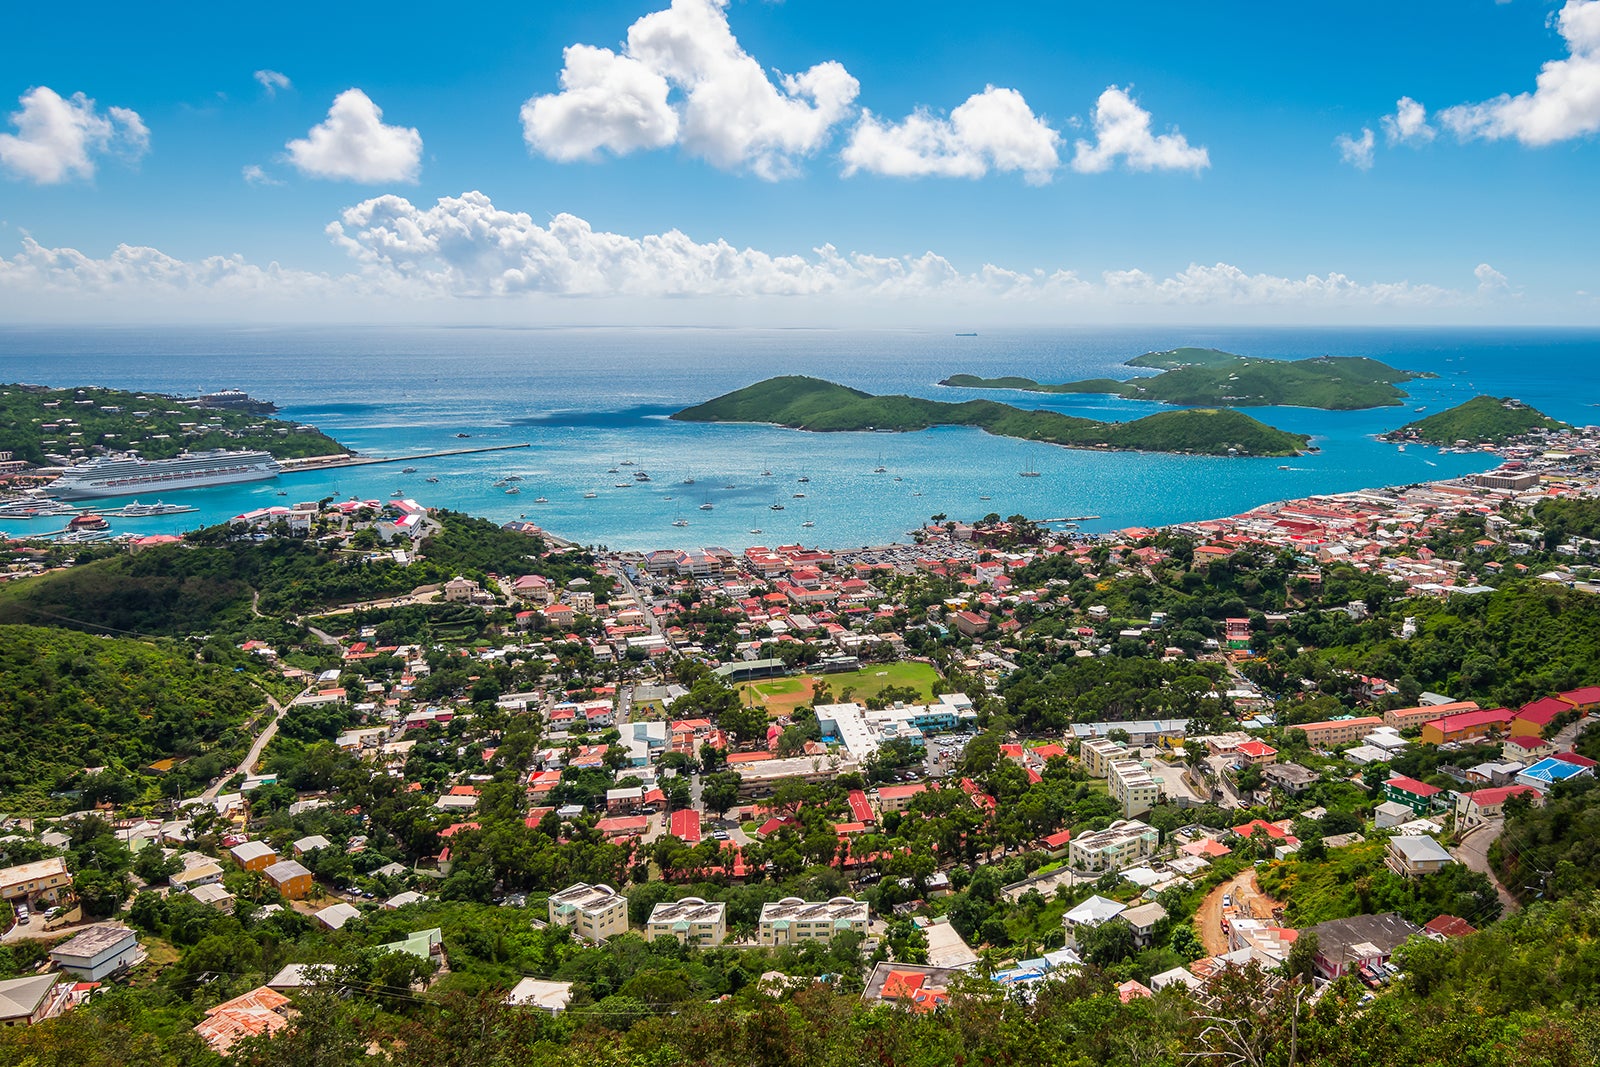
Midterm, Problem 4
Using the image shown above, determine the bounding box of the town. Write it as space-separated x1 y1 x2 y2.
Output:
0 419 1599 1063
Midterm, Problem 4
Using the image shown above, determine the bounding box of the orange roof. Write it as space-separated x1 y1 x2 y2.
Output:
881 970 927 1000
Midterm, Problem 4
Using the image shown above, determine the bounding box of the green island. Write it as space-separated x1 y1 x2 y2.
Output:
0 383 349 465
671 375 1310 457
940 346 1431 410
1385 395 1568 446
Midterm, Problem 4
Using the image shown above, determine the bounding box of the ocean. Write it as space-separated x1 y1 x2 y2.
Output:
2 325 1597 550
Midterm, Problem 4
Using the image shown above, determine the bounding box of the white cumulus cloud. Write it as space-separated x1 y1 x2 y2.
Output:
254 69 292 97
242 163 282 186
1382 96 1435 145
1336 127 1376 170
841 86 1061 184
521 0 859 179
0 86 149 184
285 89 422 183
0 191 1517 322
1070 87 1208 174
1438 0 1600 145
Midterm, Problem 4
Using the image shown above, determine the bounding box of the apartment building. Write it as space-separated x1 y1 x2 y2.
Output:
548 882 629 943
1080 737 1130 778
0 858 70 905
645 897 727 946
1384 701 1478 731
1287 716 1383 749
1107 758 1160 819
1068 819 1159 873
757 897 869 946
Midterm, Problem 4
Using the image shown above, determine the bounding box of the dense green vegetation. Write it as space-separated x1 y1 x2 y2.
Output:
1492 774 1600 903
1389 395 1567 445
1257 838 1501 927
940 351 1425 410
0 511 604 636
9 892 1600 1066
0 625 272 808
674 376 1310 457
0 383 348 464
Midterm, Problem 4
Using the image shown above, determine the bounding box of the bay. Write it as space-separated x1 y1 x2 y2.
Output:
1 325 1596 550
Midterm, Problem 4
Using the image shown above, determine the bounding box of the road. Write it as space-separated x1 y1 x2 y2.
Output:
203 693 286 800
1453 818 1520 916
1196 869 1283 956
611 565 662 637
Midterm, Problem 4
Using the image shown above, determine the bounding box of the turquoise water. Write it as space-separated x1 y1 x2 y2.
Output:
2 326 1596 550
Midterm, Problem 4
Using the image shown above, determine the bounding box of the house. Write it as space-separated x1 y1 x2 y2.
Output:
548 883 629 943
504 978 573 1012
1068 819 1159 873
261 859 314 900
757 897 869 946
1420 707 1512 746
228 840 277 872
292 835 331 857
0 857 71 905
645 897 727 946
1382 776 1447 815
1501 735 1555 763
862 962 963 1013
1385 835 1456 878
1454 784 1542 829
194 986 294 1056
1233 740 1277 766
1262 762 1318 795
1062 895 1126 949
1516 756 1595 792
315 902 362 931
1373 801 1414 829
1306 913 1422 979
0 973 65 1027
605 786 644 813
49 925 144 981
189 883 236 913
1117 902 1169 948
1423 915 1477 940
170 859 225 891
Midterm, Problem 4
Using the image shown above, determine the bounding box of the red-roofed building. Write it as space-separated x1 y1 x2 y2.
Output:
594 815 649 837
669 808 701 843
1384 775 1446 815
880 970 927 1001
1181 837 1232 858
1234 740 1278 765
847 789 875 824
1041 829 1073 855
1513 697 1577 739
1421 707 1513 745
876 782 928 813
1230 819 1289 841
1558 686 1600 711
1554 751 1598 769
1424 914 1477 940
1454 784 1541 828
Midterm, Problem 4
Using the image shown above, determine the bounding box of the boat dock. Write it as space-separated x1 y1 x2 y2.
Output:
1038 515 1101 523
278 442 532 474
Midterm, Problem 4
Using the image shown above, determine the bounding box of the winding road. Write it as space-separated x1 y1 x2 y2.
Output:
202 692 286 800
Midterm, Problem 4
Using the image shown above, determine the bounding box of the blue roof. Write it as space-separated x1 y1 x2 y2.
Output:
1520 758 1587 783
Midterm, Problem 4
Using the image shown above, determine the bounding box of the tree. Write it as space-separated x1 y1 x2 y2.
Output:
1284 930 1318 983
74 869 130 918
701 772 741 818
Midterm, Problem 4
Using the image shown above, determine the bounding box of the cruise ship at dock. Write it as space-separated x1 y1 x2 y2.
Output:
49 449 283 500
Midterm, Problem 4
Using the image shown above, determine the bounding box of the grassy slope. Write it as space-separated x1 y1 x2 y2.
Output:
1389 396 1567 445
942 351 1428 410
673 376 1309 457
0 383 349 465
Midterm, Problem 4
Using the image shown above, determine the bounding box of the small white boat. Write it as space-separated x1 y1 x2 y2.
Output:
672 518 689 527
614 482 633 488
801 520 815 528
425 476 439 483
401 466 417 473
699 503 714 511
505 487 521 495
770 503 785 511
749 528 762 534
534 496 549 503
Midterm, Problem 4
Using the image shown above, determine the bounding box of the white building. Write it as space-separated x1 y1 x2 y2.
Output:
757 897 869 946
1068 819 1159 873
1062 895 1125 949
548 882 629 943
644 897 727 946
49 925 144 981
1107 758 1160 819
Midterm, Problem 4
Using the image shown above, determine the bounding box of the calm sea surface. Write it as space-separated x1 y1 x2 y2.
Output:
2 326 1597 550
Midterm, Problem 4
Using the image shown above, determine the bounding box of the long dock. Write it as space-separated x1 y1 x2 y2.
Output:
279 442 531 473
1038 515 1101 523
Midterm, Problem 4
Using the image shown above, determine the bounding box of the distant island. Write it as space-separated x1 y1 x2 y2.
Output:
940 346 1432 410
672 376 1310 457
1385 396 1567 446
0 384 349 467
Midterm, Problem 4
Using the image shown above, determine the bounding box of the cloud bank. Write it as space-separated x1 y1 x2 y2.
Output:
1439 0 1600 145
0 87 149 184
841 87 1061 183
1070 88 1209 174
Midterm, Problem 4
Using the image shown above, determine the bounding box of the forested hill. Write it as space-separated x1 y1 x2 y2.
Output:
1387 395 1566 445
0 511 604 637
0 383 348 464
940 351 1426 410
0 625 271 808
673 376 1310 457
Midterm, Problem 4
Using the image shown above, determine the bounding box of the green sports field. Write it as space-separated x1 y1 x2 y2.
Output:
737 660 941 715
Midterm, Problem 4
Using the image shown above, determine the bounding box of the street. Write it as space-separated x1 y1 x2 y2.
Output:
1453 818 1519 915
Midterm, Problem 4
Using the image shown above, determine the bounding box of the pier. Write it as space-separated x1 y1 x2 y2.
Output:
278 442 532 474
1038 515 1101 523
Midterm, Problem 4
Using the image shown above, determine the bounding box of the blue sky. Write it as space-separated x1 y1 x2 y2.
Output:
1 0 1598 324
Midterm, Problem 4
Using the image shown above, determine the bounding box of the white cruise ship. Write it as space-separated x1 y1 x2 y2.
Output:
50 449 283 499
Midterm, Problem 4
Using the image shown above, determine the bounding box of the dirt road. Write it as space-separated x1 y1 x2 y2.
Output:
1195 869 1284 956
